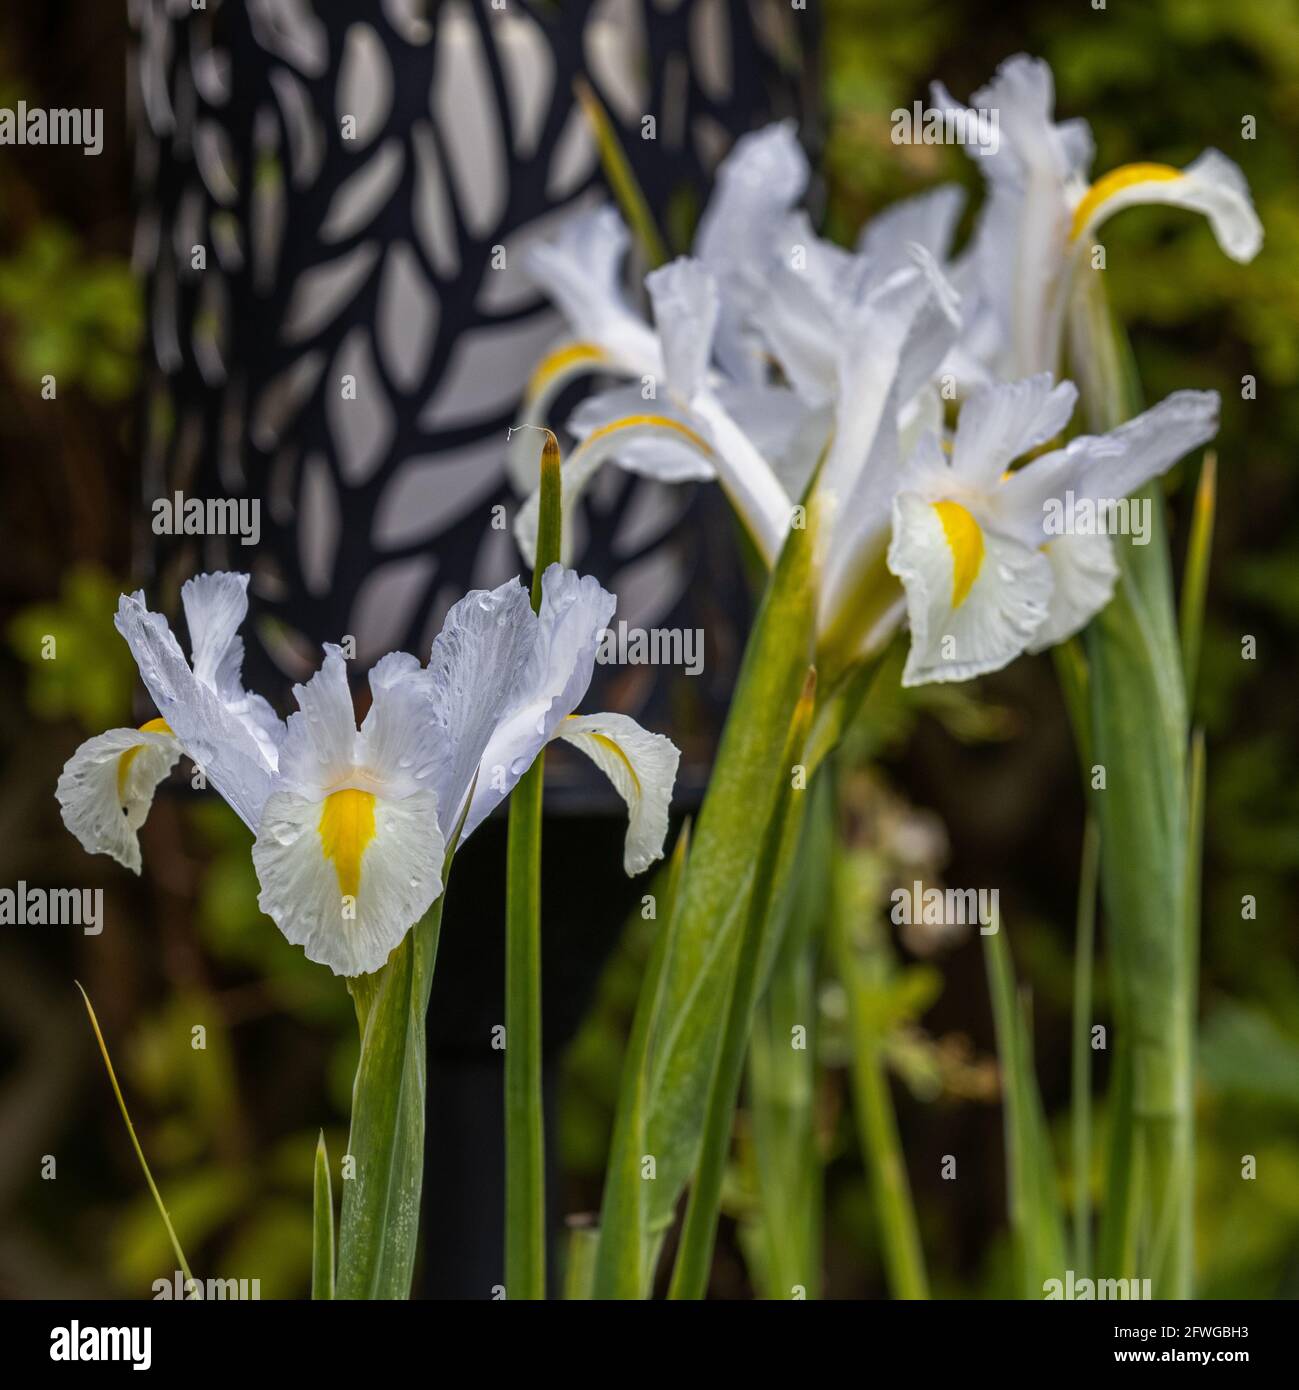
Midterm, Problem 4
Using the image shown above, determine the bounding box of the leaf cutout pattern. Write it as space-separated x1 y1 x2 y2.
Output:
132 0 810 789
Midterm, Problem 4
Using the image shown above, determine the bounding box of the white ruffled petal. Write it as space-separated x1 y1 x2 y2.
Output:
695 121 809 381
513 411 717 567
275 645 360 794
889 493 1052 686
566 386 719 483
1070 149 1262 264
949 374 1078 488
994 390 1219 547
252 784 444 977
423 577 539 834
646 257 719 402
115 592 277 831
856 184 967 276
181 572 285 766
355 654 441 797
558 713 679 875
1027 534 1119 652
520 206 661 373
462 566 614 839
182 572 250 699
56 726 182 874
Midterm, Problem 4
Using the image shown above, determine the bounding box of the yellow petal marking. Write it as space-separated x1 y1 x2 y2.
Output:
524 342 609 404
319 788 377 901
1069 163 1182 242
933 501 984 610
117 717 173 804
583 413 712 456
565 716 641 794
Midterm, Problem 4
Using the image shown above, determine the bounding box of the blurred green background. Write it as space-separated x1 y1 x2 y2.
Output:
1 0 1296 1298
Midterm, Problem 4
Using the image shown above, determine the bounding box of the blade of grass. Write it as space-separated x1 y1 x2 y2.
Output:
504 430 562 1300
1052 639 1091 778
562 1222 600 1300
845 1028 929 1299
668 671 817 1299
1097 1040 1141 1281
76 982 193 1285
747 774 832 1299
640 488 819 1257
573 76 669 269
1070 269 1194 1298
592 822 690 1298
1181 728 1206 1275
831 824 930 1300
1071 814 1100 1276
1179 453 1217 706
982 925 1067 1298
312 1129 335 1299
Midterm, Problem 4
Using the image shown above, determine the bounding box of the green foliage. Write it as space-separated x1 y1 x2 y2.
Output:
0 224 141 400
8 567 136 729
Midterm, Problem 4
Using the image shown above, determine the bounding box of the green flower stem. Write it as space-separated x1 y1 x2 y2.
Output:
831 838 930 1301
1070 271 1195 1298
503 431 562 1300
562 1222 600 1300
1180 454 1217 708
747 774 832 1300
668 673 817 1300
637 495 818 1270
505 759 546 1299
849 1036 928 1299
982 922 1067 1298
573 77 669 269
337 893 446 1299
1071 815 1100 1276
592 827 690 1299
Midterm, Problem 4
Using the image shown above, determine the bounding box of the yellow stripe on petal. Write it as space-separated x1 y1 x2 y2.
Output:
583 413 712 455
524 342 609 405
565 716 641 793
1069 163 1182 242
319 788 377 900
117 717 173 803
933 501 984 609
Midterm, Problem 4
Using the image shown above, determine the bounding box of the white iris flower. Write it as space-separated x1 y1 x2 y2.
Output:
514 143 965 679
510 124 816 570
933 53 1263 382
516 59 1251 694
886 376 1220 685
58 569 679 977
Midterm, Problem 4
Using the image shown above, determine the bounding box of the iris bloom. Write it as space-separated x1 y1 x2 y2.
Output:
514 186 963 680
509 123 817 570
934 53 1263 382
886 376 1219 684
508 122 809 488
58 569 678 976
